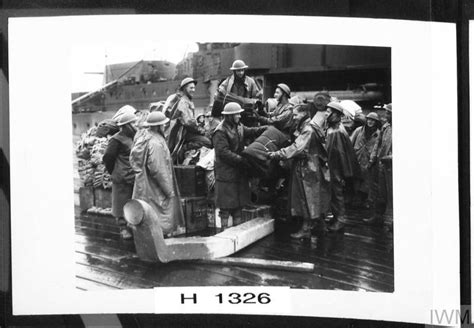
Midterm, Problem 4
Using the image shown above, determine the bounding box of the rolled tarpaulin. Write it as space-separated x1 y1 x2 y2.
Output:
241 126 290 178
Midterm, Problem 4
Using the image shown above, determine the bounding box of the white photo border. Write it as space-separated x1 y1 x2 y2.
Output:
9 15 459 324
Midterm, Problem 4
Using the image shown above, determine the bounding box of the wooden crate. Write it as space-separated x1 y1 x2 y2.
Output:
79 186 94 212
174 165 206 197
94 188 112 209
181 196 209 235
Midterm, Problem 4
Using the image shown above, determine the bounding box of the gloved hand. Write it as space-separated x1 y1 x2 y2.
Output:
257 115 269 125
267 151 280 160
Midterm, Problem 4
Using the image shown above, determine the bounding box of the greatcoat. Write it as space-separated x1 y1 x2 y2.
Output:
212 119 265 209
130 129 184 234
350 125 381 194
273 117 330 219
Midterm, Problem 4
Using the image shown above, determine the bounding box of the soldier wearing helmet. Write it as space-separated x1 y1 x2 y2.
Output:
129 111 185 236
168 77 212 163
212 102 267 231
325 101 361 232
216 60 262 126
218 60 261 98
267 103 330 241
364 103 392 231
103 110 138 239
350 111 381 210
256 83 294 136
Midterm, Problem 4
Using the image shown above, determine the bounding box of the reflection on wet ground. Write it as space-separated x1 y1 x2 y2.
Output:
75 207 393 292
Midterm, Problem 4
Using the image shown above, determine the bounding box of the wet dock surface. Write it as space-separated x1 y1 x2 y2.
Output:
75 207 394 292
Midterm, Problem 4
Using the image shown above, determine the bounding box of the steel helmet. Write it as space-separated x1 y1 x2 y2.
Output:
112 104 137 122
327 101 345 114
366 112 380 122
144 111 170 126
276 83 291 97
149 101 165 112
383 103 392 112
313 92 331 111
222 102 244 115
117 112 138 126
180 77 197 89
230 60 248 71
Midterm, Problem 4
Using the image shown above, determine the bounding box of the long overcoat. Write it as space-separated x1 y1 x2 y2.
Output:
212 120 265 209
274 118 330 219
102 131 135 218
130 129 184 234
350 125 380 193
326 123 361 181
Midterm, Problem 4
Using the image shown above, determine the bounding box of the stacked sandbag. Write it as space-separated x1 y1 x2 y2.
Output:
241 126 291 178
77 160 95 187
90 137 108 165
75 121 115 190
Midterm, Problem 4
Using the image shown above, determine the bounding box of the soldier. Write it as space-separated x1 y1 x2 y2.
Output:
364 104 392 231
218 60 261 100
325 101 361 232
129 111 185 236
168 77 212 163
267 104 330 239
350 112 381 209
102 112 138 240
256 83 294 136
217 60 262 126
212 102 266 231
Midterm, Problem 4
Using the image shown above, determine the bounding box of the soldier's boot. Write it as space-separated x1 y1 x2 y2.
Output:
290 219 311 239
219 211 230 232
363 215 383 226
311 218 327 237
328 218 345 233
117 217 133 240
364 200 385 226
310 218 327 244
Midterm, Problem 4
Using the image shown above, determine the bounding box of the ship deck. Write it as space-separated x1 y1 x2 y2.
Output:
75 207 394 292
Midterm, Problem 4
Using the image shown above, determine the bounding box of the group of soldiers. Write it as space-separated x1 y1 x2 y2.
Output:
102 59 393 241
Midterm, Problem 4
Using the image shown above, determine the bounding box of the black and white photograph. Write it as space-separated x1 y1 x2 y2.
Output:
72 42 394 292
9 15 459 323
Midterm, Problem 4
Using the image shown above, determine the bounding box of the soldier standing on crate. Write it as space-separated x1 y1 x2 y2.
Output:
218 60 261 100
256 83 294 136
212 102 267 231
217 60 262 126
168 77 212 163
363 104 393 231
102 112 138 240
325 101 361 232
129 112 185 236
267 104 330 240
